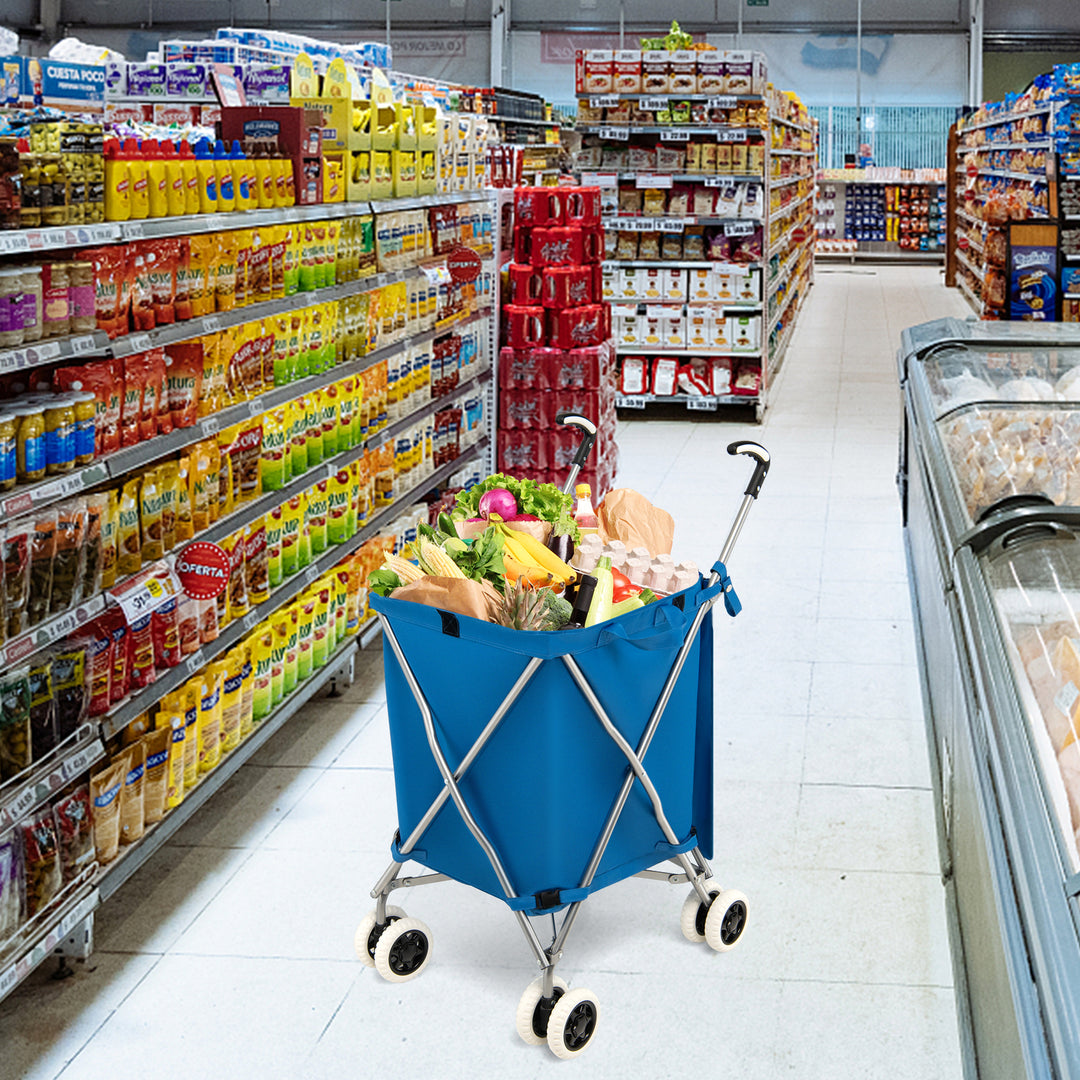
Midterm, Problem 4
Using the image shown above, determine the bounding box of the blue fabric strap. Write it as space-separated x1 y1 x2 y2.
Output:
710 561 741 617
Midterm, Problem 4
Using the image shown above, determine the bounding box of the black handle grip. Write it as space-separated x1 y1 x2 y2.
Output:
557 412 598 469
727 441 771 499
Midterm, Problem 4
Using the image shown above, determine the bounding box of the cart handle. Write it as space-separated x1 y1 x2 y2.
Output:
557 412 597 469
727 441 771 499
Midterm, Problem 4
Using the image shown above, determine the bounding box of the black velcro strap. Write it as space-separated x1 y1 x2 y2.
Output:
673 594 685 611
534 888 562 910
439 610 460 637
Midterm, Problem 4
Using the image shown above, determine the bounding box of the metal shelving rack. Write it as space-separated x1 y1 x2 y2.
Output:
579 84 814 422
0 185 499 1003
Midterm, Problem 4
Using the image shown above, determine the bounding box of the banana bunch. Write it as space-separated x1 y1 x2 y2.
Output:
498 527 575 591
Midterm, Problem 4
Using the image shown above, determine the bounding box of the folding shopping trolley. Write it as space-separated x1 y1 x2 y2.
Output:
355 415 770 1059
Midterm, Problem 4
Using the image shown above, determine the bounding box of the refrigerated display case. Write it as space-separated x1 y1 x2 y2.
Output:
899 317 1080 1080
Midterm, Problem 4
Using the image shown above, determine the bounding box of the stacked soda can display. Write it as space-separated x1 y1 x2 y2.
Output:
499 186 618 496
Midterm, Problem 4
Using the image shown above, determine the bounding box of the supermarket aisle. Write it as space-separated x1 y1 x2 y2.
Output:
0 265 969 1080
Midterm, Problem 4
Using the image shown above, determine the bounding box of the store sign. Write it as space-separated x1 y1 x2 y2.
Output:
11 56 105 111
447 245 483 284
175 541 230 600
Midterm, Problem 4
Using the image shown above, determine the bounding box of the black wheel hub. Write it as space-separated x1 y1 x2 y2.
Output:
367 915 399 959
387 929 429 975
532 986 565 1039
720 900 747 945
563 1001 597 1051
695 891 721 937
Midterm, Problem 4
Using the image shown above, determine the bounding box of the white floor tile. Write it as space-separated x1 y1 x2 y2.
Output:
809 661 923 721
802 714 933 789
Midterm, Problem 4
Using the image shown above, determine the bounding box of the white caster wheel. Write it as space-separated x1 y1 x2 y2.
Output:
704 889 749 953
515 974 570 1045
373 916 433 982
680 882 721 943
546 987 600 1059
354 906 406 968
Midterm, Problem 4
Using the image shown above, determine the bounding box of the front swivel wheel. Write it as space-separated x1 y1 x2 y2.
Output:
354 906 406 968
515 974 569 1045
704 889 748 952
546 987 600 1059
373 916 433 982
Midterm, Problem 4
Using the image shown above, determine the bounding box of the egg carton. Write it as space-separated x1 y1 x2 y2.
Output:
571 535 698 594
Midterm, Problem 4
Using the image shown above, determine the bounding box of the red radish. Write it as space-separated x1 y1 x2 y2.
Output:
477 488 518 521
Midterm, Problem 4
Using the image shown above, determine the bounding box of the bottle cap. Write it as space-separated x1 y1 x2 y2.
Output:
576 483 592 497
230 138 245 159
179 139 195 160
214 138 227 159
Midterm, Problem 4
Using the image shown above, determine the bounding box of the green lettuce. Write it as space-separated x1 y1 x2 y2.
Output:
369 567 402 598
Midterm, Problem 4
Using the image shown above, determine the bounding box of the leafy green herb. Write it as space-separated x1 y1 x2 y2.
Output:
369 567 403 598
451 527 506 589
453 474 580 541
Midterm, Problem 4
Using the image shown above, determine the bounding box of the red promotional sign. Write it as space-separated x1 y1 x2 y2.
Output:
447 245 482 283
175 541 230 600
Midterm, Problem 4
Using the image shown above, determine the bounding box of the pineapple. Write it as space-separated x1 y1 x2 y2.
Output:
496 579 573 631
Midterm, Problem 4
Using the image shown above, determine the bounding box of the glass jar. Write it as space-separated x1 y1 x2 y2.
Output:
44 396 75 475
71 390 97 465
0 411 15 490
17 266 42 344
13 402 46 482
19 151 41 229
0 267 24 348
0 140 21 231
41 262 70 339
39 153 68 226
64 260 95 334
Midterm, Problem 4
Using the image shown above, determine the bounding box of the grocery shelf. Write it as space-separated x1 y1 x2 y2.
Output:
768 264 809 334
768 175 810 190
99 435 488 741
616 392 757 411
602 214 762 230
581 93 763 104
769 190 814 223
602 259 763 270
976 168 1047 183
957 103 1055 133
957 274 982 315
0 330 110 376
599 172 765 185
577 125 764 139
956 207 983 226
769 148 814 157
487 115 559 128
0 192 494 254
97 631 361 902
615 345 759 356
955 247 983 279
0 461 111 521
770 115 813 135
0 723 106 833
960 140 1052 152
612 300 760 312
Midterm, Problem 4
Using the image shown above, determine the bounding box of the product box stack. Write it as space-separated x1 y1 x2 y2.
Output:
499 186 618 496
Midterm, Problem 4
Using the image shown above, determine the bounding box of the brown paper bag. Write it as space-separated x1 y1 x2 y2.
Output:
392 576 503 623
598 489 675 558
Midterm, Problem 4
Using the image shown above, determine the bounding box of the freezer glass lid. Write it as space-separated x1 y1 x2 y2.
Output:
985 530 1080 871
919 343 1080 419
937 405 1080 526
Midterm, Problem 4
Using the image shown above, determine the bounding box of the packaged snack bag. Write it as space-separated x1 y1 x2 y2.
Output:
252 626 273 721
219 647 244 754
139 468 164 561
159 695 186 810
280 495 303 578
266 505 283 587
98 489 118 589
270 611 288 706
189 441 213 533
197 665 222 774
321 382 339 458
90 756 125 863
327 468 351 545
130 246 155 331
215 232 238 312
173 237 193 321
307 480 328 554
289 398 308 477
225 529 249 620
305 391 323 466
207 440 222 524
283 603 300 694
298 495 312 570
50 498 87 614
235 419 263 502
28 509 58 627
175 457 194 543
158 461 180 551
197 596 219 644
176 594 200 656
143 725 171 824
239 645 254 739
85 245 129 337
121 353 145 447
269 227 287 300
334 568 349 646
100 607 129 704
53 785 95 884
128 612 155 690
180 681 199 789
296 591 316 681
233 229 252 308
311 584 330 669
164 342 203 429
244 518 270 605
118 741 146 844
249 229 272 304
261 407 288 491
146 238 177 325
152 596 181 670
186 234 215 317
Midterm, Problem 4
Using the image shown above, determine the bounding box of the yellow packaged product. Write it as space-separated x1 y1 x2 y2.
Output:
158 460 180 551
219 648 244 754
157 693 186 810
190 440 213 533
311 583 331 669
117 477 142 576
307 478 328 554
235 418 263 502
225 527 249 618
197 664 223 774
334 567 349 645
289 397 308 477
261 407 289 491
305 390 323 466
297 591 317 682
269 612 288 706
298 494 312 570
269 225 286 300
215 231 238 312
266 503 284 587
284 602 300 693
233 229 253 307
139 468 164 562
279 494 303 578
271 314 290 386
244 518 270 605
180 681 199 790
186 235 215 317
327 467 351 545
143 725 171 825
216 425 239 514
338 376 356 449
100 488 119 589
320 382 340 458
239 644 255 738
207 439 222 523
175 454 194 541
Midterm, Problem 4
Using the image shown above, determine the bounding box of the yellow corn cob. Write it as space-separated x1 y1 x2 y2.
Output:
420 540 466 579
384 553 425 583
505 529 574 582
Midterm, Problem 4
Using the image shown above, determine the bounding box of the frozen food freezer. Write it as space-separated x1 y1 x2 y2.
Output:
899 318 1080 1080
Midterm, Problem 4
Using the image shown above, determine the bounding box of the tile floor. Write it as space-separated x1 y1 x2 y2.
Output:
0 264 971 1079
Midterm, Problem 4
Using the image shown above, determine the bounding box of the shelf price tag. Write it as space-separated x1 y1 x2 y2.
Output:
69 335 101 356
185 651 206 676
598 126 630 141
589 95 618 108
0 349 27 373
201 416 221 437
707 96 737 110
686 397 718 412
635 174 674 190
640 97 667 112
579 172 618 188
202 315 222 333
127 333 153 354
703 177 729 188
0 964 17 997
718 128 749 143
724 221 757 237
659 130 690 143
658 218 687 233
108 563 179 623
5 782 39 828
246 396 265 417
616 396 648 409
61 741 104 783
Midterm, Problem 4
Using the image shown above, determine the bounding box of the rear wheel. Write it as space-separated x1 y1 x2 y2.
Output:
353 906 406 968
515 974 569 1045
680 883 720 943
373 916 433 982
704 889 749 953
546 987 600 1059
